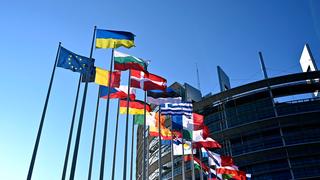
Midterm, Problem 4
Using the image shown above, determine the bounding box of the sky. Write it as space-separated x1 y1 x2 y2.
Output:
0 0 320 180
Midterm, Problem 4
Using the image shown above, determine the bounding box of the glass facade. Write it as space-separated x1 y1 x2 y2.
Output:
203 94 320 179
136 74 320 180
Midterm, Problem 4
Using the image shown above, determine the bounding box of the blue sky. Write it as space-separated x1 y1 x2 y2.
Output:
0 0 319 179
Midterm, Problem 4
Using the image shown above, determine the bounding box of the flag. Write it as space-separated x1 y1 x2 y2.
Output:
150 126 172 140
130 69 167 91
205 149 234 167
201 147 209 158
148 97 182 106
193 130 221 149
94 67 121 87
114 51 149 71
81 64 96 82
134 112 156 126
161 140 171 145
171 130 194 155
193 137 221 149
95 29 135 49
99 85 136 100
171 113 204 132
170 115 193 140
147 88 182 105
216 167 246 180
208 167 223 180
119 100 151 115
172 115 183 130
193 113 204 130
192 126 218 149
184 155 210 173
182 115 193 141
160 102 193 117
208 169 222 180
84 67 121 86
173 139 195 155
149 112 172 140
57 46 94 74
202 125 209 139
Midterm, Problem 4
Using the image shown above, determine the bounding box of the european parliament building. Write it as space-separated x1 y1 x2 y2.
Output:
136 50 320 179
194 71 320 180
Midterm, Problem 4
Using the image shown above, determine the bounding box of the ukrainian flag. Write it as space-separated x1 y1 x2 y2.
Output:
96 29 135 49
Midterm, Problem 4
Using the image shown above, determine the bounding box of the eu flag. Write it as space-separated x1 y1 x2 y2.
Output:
57 46 95 74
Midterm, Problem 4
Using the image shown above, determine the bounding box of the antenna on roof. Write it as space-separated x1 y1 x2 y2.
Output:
196 63 201 91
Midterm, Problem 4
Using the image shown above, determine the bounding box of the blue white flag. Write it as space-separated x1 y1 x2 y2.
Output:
160 102 193 117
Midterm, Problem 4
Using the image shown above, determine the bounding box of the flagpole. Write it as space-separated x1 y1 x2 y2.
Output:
123 70 132 180
61 74 81 180
199 149 204 180
158 107 162 180
130 116 135 180
27 42 61 180
146 126 150 178
99 46 115 180
181 130 185 180
87 87 101 180
111 99 121 180
69 26 96 180
190 145 195 180
142 91 147 180
170 117 174 180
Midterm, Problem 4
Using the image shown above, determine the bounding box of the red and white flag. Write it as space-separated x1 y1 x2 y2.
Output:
130 69 166 91
216 167 246 180
204 148 234 167
193 113 204 130
193 129 221 149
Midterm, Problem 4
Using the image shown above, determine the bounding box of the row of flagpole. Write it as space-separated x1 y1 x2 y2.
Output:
26 26 176 180
26 26 140 180
26 24 250 180
28 40 205 180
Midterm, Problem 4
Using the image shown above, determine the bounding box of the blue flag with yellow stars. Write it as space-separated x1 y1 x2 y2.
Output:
57 46 94 74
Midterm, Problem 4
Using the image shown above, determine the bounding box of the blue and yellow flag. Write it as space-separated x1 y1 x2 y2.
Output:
95 29 135 49
57 46 95 74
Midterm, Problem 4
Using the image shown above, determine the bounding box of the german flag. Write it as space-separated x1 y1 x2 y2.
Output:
119 100 150 115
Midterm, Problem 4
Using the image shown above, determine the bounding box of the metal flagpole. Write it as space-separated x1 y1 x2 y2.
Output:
170 117 174 180
61 74 82 180
99 47 115 180
146 126 150 178
142 91 147 180
69 26 96 180
123 70 132 180
130 116 135 180
199 149 203 180
27 42 61 180
87 87 101 180
190 115 195 180
181 130 185 180
111 99 121 180
190 143 195 180
158 108 162 180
